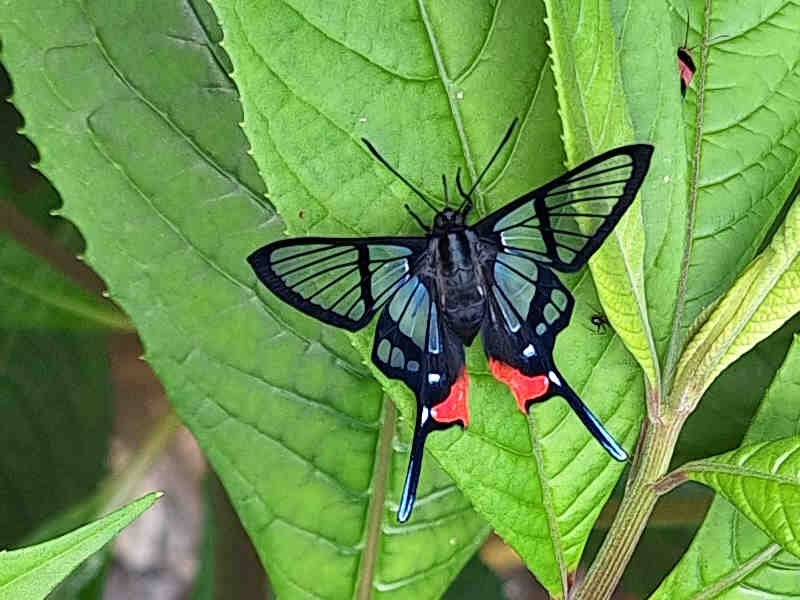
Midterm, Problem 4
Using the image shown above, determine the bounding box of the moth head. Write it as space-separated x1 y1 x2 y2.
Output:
433 208 465 232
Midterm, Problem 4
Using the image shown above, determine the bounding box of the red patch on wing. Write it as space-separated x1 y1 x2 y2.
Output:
678 57 694 87
431 369 470 427
489 359 550 412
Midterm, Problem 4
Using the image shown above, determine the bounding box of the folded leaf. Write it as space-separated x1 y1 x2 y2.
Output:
674 315 800 466
0 492 159 599
673 194 800 407
544 0 660 389
653 335 800 598
612 0 689 367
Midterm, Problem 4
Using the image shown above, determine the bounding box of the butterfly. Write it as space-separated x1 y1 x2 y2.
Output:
248 119 654 522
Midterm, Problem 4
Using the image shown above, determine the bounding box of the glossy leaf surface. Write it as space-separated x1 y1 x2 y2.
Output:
653 336 800 599
0 493 158 599
0 1 488 598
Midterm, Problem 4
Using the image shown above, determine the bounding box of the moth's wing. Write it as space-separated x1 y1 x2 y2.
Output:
473 144 653 272
480 251 627 461
248 236 428 331
371 274 467 522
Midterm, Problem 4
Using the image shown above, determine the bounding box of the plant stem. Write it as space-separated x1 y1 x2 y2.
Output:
571 415 684 599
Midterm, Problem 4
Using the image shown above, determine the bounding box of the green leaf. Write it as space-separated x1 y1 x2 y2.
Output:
48 551 111 600
0 1 489 598
667 0 800 372
0 231 129 330
0 59 118 594
610 0 690 372
0 60 126 332
212 0 642 595
443 555 505 600
678 436 800 558
192 473 271 600
0 61 84 255
652 335 800 599
673 194 800 408
674 314 800 466
0 492 159 600
544 0 661 388
0 332 113 547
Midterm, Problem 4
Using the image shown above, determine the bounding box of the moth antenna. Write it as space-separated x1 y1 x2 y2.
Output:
458 117 519 214
442 174 450 208
405 204 429 233
362 138 439 213
455 167 468 202
683 10 690 49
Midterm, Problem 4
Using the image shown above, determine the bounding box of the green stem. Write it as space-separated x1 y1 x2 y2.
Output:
572 415 684 600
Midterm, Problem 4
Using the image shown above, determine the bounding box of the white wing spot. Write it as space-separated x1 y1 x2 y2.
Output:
548 370 561 385
523 344 535 358
428 373 441 384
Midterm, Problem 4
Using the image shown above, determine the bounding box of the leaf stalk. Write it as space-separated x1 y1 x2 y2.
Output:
571 414 684 599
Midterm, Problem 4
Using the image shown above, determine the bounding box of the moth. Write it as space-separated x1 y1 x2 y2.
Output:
677 16 696 97
248 120 653 522
677 13 725 97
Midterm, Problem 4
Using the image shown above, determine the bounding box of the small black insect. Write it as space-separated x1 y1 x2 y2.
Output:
590 313 610 334
248 120 653 522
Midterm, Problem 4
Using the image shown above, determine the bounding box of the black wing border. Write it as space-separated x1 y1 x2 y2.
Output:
248 235 429 331
474 143 654 272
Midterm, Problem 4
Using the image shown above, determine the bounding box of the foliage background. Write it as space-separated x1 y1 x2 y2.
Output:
0 0 798 598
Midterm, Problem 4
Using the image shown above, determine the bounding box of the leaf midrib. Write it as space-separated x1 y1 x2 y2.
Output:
75 1 269 212
0 500 145 592
686 461 800 487
0 269 129 330
528 415 568 596
688 542 781 600
416 0 485 211
663 0 713 389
